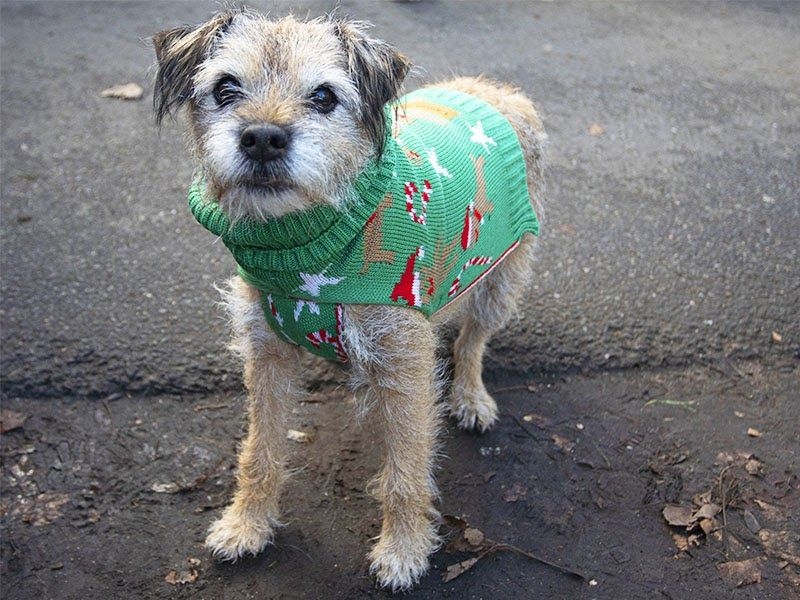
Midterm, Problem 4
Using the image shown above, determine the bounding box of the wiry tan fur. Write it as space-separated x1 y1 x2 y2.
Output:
153 10 545 592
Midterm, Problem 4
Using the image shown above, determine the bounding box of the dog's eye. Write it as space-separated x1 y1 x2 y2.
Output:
307 86 338 114
213 76 243 108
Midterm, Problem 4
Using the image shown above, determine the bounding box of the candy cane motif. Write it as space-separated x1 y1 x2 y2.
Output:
404 180 431 225
448 256 493 297
266 294 284 327
305 304 347 362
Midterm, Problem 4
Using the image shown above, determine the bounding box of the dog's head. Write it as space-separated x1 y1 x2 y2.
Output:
153 10 410 220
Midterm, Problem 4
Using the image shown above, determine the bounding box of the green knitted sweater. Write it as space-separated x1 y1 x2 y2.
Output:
189 87 540 361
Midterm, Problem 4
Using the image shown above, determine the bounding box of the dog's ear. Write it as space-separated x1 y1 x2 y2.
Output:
152 10 240 125
332 19 411 155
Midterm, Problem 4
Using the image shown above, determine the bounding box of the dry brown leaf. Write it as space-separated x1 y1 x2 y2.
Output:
758 529 800 566
464 527 485 547
522 413 550 428
286 429 314 443
502 483 528 503
693 503 722 521
0 409 27 433
747 427 763 438
745 457 764 476
551 434 575 454
16 492 70 526
588 123 605 136
100 83 143 100
443 557 480 582
753 499 788 521
672 533 690 553
716 558 763 588
151 482 180 494
771 331 782 343
663 505 694 528
698 518 719 535
165 568 199 585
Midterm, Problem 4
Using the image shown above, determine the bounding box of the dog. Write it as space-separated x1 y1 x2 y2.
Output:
153 8 545 591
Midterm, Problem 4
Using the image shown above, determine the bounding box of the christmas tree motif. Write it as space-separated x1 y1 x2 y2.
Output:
305 304 348 362
359 193 396 274
390 246 425 307
460 155 496 250
404 181 431 225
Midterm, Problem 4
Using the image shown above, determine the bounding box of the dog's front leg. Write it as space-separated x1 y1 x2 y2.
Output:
345 306 442 591
206 277 303 560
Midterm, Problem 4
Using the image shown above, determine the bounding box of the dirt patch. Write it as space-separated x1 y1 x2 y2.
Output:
1 359 798 599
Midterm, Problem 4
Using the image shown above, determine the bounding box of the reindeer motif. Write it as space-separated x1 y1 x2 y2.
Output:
360 193 396 274
460 155 496 250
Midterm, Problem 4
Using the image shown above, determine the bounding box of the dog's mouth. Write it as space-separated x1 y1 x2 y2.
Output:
237 165 296 194
243 178 294 194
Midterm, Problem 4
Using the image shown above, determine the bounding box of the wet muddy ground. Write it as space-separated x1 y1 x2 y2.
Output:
2 358 798 599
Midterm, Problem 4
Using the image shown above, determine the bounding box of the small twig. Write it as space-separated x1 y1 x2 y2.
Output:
193 403 230 412
718 464 733 555
487 542 588 581
490 384 534 396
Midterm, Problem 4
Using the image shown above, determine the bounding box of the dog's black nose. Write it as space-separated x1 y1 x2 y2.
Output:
240 124 290 163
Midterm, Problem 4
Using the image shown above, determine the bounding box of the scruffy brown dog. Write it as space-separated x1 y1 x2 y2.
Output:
153 8 545 591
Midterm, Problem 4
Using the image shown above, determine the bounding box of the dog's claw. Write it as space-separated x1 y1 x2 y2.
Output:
449 389 499 432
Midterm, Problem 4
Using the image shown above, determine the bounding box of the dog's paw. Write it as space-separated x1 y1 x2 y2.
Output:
205 507 277 561
368 531 436 592
449 388 499 432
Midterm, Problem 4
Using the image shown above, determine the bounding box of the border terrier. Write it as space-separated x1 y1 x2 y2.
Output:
153 8 545 591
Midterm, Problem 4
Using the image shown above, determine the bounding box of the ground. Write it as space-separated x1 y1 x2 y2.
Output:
2 357 798 599
1 1 798 599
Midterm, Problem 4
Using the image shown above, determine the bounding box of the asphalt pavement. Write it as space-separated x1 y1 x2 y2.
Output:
1 0 798 398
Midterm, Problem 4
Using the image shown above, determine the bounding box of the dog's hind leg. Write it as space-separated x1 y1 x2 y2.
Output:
448 237 535 432
205 277 303 560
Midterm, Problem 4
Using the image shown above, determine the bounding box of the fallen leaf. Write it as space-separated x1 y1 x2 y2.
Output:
551 434 575 453
663 505 694 528
734 411 745 418
151 482 180 494
771 331 782 343
17 492 70 526
745 457 763 476
443 557 480 582
672 533 690 552
502 483 528 503
743 510 761 534
464 527 485 547
693 503 721 521
187 557 201 567
747 427 763 438
0 409 26 433
698 518 719 535
522 413 550 428
165 568 199 585
588 123 605 136
286 429 313 443
758 529 800 566
716 558 763 588
753 499 788 521
100 82 143 100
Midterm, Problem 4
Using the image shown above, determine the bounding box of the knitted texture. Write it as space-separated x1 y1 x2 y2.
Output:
189 87 540 361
